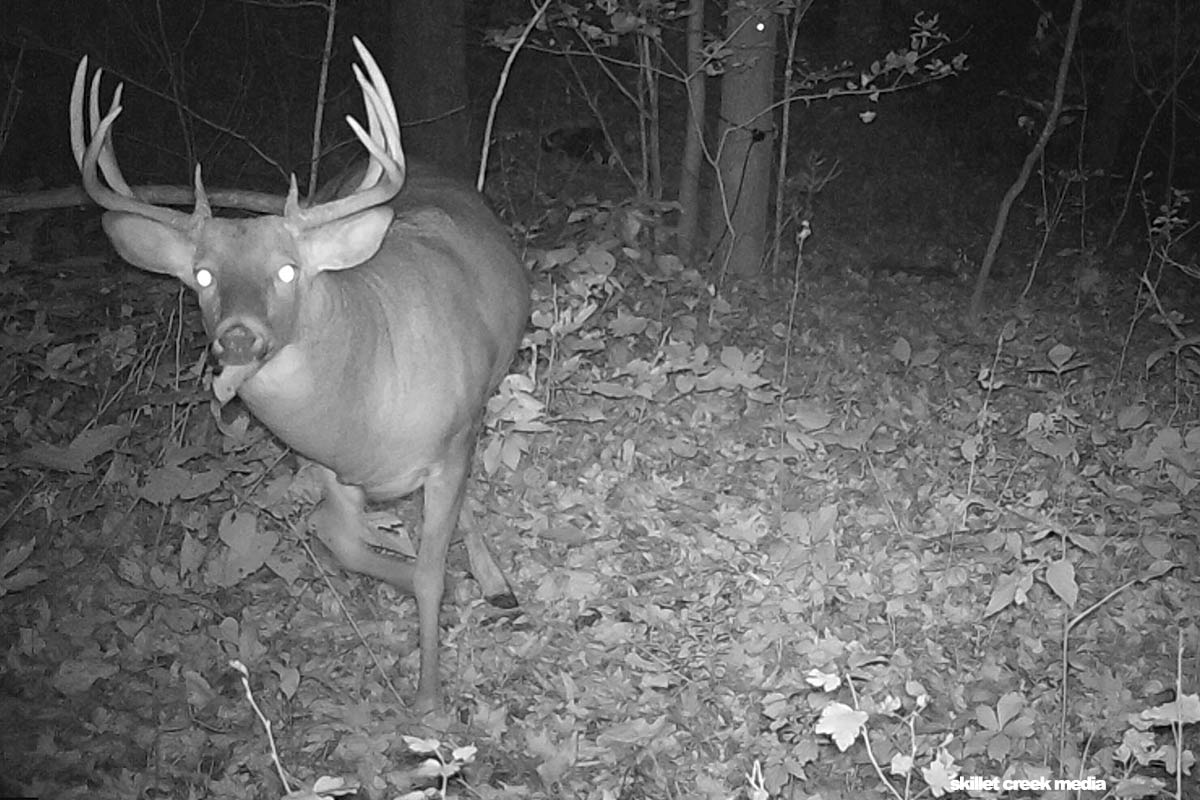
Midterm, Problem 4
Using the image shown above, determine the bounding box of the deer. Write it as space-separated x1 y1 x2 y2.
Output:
70 38 531 712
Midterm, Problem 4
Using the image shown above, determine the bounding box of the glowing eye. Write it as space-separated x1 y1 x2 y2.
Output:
277 264 296 283
196 269 213 288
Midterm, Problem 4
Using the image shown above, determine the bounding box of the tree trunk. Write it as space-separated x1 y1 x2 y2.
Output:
676 0 706 259
389 0 471 177
710 0 778 278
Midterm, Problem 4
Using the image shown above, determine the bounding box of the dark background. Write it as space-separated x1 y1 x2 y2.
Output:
6 0 1189 206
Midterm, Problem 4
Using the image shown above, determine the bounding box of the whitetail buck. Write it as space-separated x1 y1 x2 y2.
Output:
71 39 530 712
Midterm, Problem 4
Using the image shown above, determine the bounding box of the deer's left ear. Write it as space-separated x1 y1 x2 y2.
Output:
294 206 395 272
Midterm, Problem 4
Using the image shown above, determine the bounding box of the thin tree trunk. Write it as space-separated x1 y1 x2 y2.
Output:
968 0 1083 323
676 0 706 259
710 0 778 278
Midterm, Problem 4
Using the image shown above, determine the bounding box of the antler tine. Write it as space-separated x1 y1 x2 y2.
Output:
291 38 406 228
355 38 399 145
347 60 407 192
87 69 135 197
353 38 403 167
70 57 195 228
78 98 157 220
70 60 134 199
350 65 384 193
70 58 89 170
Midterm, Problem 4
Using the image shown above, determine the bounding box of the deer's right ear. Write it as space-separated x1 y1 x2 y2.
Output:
103 212 198 287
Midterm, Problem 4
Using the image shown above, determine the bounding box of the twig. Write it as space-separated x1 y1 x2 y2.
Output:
306 0 338 201
967 0 1083 323
477 0 554 192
